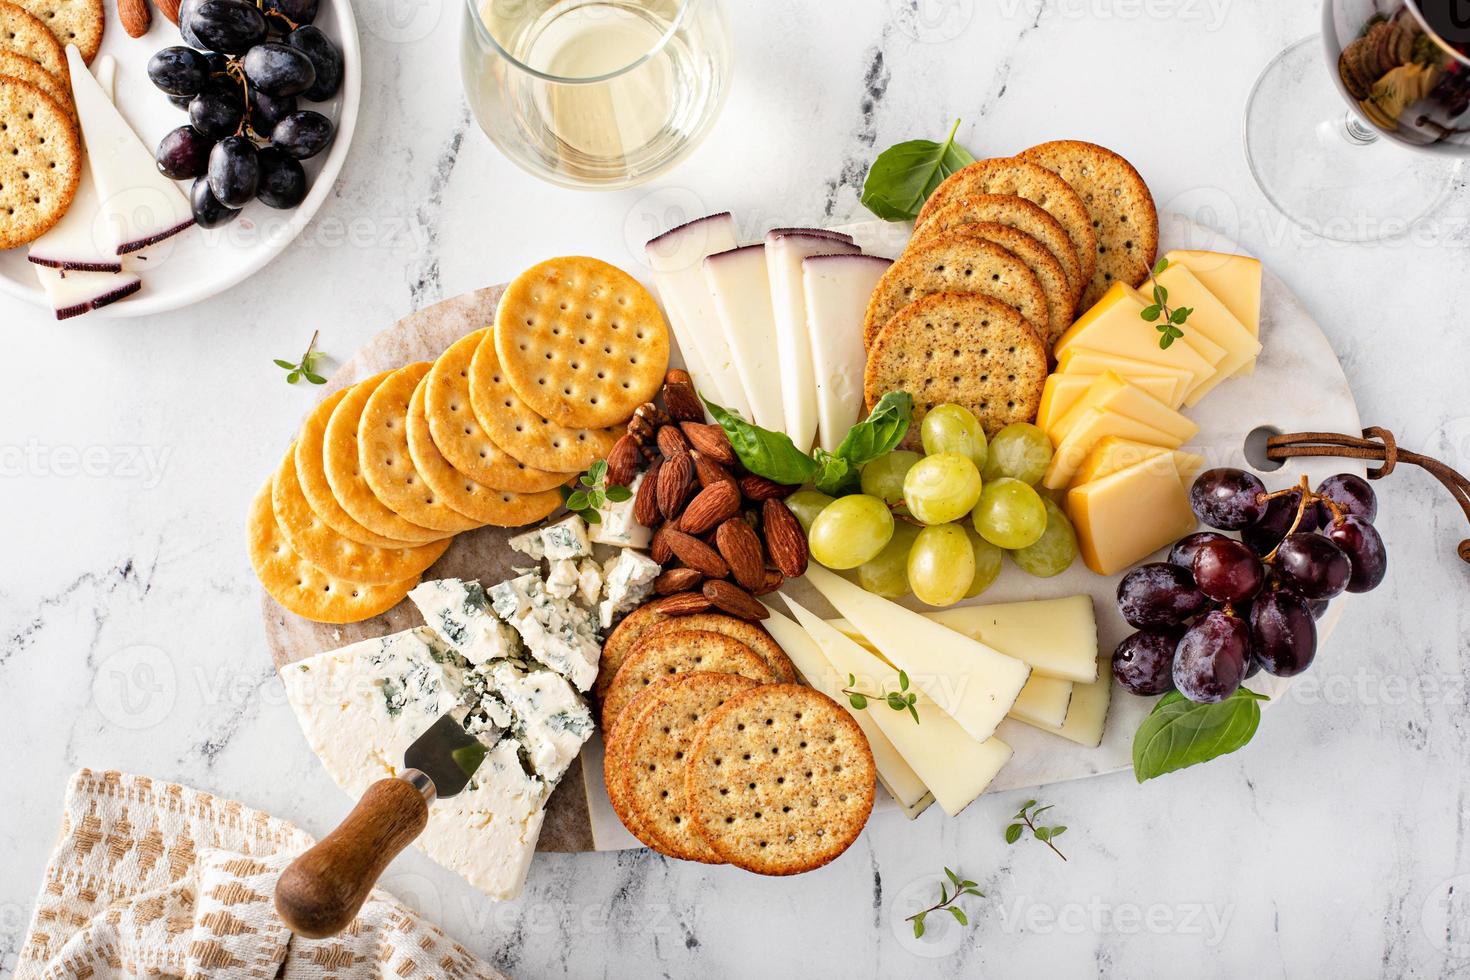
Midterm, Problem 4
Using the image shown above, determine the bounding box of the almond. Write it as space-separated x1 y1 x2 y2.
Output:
656 451 694 520
651 525 675 564
656 424 691 457
715 518 765 590
606 433 642 488
653 591 713 617
702 579 769 621
739 474 798 501
754 568 784 596
154 0 180 24
677 481 742 535
663 370 705 423
762 498 809 578
119 0 151 36
654 567 704 595
692 451 736 489
634 457 662 529
662 528 730 578
681 422 736 465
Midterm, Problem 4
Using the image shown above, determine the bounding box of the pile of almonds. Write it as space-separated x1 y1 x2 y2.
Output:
606 370 809 621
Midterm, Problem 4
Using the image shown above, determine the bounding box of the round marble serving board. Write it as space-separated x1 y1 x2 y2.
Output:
262 213 1365 854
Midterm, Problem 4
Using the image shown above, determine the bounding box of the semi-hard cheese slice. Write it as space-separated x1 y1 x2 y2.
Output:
1015 656 1113 748
1042 406 1184 490
1008 674 1074 728
922 595 1099 683
805 253 892 452
1144 263 1262 399
1068 436 1174 490
704 244 786 431
1045 371 1199 445
1055 348 1192 407
766 232 861 451
1067 456 1199 575
762 603 933 818
803 565 1030 743
1037 372 1183 434
1162 250 1261 338
1054 283 1222 398
783 596 1011 817
644 213 749 417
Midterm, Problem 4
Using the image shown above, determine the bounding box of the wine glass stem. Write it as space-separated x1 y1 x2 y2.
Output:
1342 111 1378 145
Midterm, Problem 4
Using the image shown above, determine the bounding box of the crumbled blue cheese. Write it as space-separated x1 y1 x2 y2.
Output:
471 660 592 780
544 559 580 600
599 549 661 629
409 578 522 666
507 528 546 561
588 472 652 549
489 573 601 691
539 515 592 560
576 558 603 607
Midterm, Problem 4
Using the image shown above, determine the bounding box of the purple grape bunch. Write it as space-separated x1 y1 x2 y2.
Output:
147 0 342 227
1113 467 1387 704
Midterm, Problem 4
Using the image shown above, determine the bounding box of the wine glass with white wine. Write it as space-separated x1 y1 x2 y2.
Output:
1245 0 1469 241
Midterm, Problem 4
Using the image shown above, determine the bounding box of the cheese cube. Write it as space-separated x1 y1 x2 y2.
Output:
1045 371 1199 446
1015 657 1113 748
1042 407 1184 490
1067 456 1200 575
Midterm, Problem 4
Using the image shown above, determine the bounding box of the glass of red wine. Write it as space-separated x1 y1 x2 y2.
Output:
1244 1 1469 242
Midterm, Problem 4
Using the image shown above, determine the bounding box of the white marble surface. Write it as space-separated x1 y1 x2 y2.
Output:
4 2 1470 977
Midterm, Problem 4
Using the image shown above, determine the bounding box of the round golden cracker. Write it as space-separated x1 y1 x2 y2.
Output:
595 601 669 702
863 233 1048 349
12 0 102 65
603 679 669 849
865 291 1048 436
600 628 776 734
914 158 1098 289
468 326 622 474
0 77 78 249
1018 139 1159 309
293 387 429 549
622 672 761 863
404 375 564 527
248 479 420 624
684 684 876 876
636 614 796 685
322 370 453 545
271 445 450 585
913 193 1084 303
0 50 68 117
358 361 483 535
493 256 670 429
424 329 576 493
0 2 63 81
947 222 1073 347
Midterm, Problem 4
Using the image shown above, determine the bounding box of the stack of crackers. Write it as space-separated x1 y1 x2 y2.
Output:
598 603 876 875
862 139 1158 437
0 0 103 249
249 256 671 623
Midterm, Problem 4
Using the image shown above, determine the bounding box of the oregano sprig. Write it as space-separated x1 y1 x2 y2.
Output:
842 670 920 724
1005 800 1068 861
1139 257 1193 349
562 459 632 525
274 329 327 385
907 867 983 938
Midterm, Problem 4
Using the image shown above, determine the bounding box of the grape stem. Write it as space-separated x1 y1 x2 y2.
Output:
1259 475 1342 564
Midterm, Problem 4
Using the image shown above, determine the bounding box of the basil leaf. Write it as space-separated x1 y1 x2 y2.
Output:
812 448 858 497
1132 689 1269 782
860 119 976 222
702 397 818 485
833 391 913 465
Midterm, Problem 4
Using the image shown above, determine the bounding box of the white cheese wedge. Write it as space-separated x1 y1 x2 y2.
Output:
703 244 786 431
833 595 1099 683
1007 673 1074 728
1014 656 1113 748
766 232 861 451
31 266 142 320
761 601 933 818
66 45 194 256
782 596 1011 816
644 213 750 417
803 254 892 451
803 565 1031 744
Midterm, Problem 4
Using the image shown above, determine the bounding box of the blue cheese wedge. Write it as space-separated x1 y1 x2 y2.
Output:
490 573 601 691
468 659 593 779
599 549 661 628
409 578 522 666
588 472 653 549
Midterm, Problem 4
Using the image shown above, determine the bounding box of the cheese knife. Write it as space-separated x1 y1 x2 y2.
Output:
274 712 485 938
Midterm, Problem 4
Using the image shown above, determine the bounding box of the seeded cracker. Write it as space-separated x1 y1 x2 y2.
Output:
684 684 875 876
0 2 65 81
912 192 1085 303
596 602 670 702
600 628 776 733
0 76 77 248
634 614 796 684
12 0 103 65
0 50 69 117
945 221 1075 346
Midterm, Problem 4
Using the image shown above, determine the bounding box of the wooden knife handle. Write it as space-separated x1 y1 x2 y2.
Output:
274 773 433 938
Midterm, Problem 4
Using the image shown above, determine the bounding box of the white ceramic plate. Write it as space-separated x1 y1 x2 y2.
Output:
0 0 361 318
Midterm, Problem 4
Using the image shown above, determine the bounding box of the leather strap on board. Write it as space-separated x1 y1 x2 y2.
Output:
1267 427 1470 565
